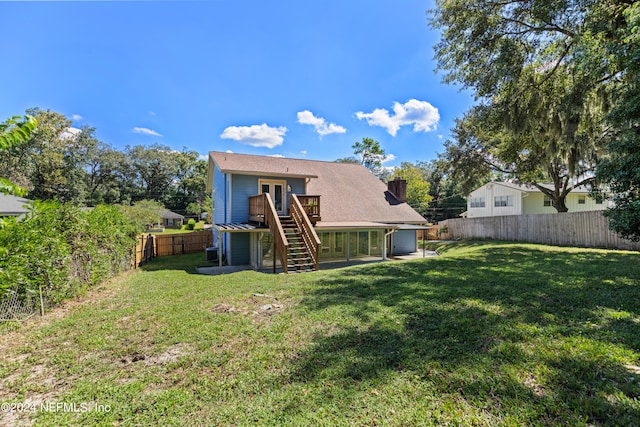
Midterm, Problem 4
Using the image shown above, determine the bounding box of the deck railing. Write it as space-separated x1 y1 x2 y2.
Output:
261 193 289 273
290 194 321 271
249 194 266 223
296 195 321 223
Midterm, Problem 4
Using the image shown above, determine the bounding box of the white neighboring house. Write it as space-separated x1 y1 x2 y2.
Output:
466 182 606 218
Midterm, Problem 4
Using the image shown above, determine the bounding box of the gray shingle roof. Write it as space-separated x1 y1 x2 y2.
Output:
492 181 592 194
210 151 426 224
161 210 184 220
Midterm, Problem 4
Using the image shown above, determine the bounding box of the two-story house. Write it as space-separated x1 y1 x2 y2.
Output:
466 181 606 218
206 151 427 273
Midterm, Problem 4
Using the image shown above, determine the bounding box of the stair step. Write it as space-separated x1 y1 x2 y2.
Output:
287 264 315 270
288 258 313 264
288 256 312 262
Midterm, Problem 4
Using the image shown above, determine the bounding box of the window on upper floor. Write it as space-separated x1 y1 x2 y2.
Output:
494 195 513 207
544 195 552 207
578 195 586 204
469 197 485 208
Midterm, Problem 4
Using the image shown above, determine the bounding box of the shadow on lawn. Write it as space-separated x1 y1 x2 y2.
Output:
139 253 204 274
288 246 640 424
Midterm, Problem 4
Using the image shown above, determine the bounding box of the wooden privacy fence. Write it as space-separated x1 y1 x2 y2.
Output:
132 232 214 268
434 211 640 250
155 232 213 257
132 234 155 268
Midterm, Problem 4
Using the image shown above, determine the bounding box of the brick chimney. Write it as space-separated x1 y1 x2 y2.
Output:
388 178 407 203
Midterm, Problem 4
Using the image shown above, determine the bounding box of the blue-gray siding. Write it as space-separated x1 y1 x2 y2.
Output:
230 174 305 220
212 164 227 225
231 174 257 222
231 233 251 265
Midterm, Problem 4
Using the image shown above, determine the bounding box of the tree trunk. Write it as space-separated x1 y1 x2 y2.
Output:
553 196 569 213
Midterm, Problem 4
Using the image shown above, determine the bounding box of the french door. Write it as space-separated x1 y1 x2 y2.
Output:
259 179 286 215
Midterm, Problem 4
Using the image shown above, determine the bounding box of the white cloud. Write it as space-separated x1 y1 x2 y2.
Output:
300 150 308 155
72 114 83 121
220 123 287 148
225 149 234 153
297 110 347 136
133 127 162 137
382 153 396 163
355 99 440 136
198 154 208 161
269 154 285 158
438 134 444 140
60 127 81 140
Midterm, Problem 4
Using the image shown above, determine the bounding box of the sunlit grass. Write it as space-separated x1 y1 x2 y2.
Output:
1 242 639 426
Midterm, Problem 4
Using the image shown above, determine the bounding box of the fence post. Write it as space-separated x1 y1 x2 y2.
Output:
38 284 45 316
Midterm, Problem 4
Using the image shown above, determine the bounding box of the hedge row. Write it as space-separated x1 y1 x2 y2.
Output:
0 201 137 305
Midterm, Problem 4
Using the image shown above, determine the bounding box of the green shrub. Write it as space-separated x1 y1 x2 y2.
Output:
186 218 196 230
0 201 136 307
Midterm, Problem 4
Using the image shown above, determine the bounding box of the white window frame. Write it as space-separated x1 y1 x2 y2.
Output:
494 195 513 207
470 197 485 208
258 179 287 215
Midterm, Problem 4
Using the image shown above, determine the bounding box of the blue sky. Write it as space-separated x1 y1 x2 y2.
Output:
0 0 474 166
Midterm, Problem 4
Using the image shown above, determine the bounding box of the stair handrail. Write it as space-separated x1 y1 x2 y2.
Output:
263 193 289 273
290 194 321 271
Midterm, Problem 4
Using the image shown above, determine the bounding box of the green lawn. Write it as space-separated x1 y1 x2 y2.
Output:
1 241 639 426
148 221 207 234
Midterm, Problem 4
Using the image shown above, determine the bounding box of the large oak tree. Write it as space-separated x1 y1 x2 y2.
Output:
429 0 629 213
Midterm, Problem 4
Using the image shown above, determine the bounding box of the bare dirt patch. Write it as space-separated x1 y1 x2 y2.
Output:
119 343 194 366
210 293 288 318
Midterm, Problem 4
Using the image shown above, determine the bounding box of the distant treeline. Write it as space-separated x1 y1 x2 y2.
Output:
0 108 208 215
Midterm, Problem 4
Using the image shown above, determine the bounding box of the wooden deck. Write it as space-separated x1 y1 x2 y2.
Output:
249 194 321 224
296 195 321 223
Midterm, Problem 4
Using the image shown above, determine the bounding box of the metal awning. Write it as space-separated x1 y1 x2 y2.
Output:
213 223 266 232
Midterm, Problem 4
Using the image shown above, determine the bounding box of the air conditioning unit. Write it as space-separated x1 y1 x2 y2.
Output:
205 247 219 262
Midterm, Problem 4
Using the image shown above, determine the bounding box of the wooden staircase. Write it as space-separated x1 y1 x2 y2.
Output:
249 193 321 274
279 216 316 273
